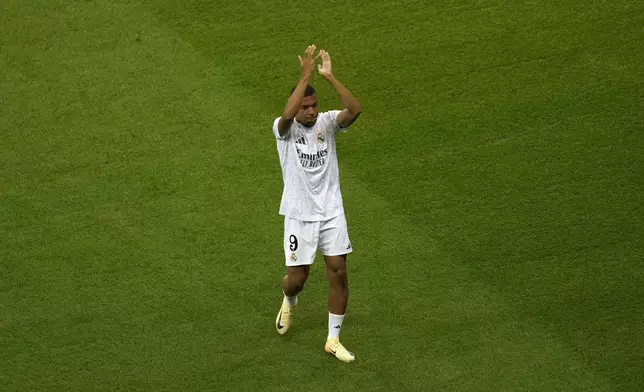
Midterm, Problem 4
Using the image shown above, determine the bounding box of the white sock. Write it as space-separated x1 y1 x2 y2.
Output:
327 312 345 340
284 291 298 307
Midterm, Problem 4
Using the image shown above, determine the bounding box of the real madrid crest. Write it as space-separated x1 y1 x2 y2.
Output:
316 129 325 144
290 252 298 262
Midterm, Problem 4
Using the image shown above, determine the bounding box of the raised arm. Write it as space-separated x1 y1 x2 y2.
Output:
278 45 319 136
317 50 362 128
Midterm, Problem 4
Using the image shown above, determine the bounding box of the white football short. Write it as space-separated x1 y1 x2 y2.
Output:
283 214 353 266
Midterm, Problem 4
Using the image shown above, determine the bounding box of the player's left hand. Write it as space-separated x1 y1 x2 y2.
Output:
317 50 333 79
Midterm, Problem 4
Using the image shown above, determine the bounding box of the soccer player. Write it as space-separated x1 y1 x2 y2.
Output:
272 44 362 363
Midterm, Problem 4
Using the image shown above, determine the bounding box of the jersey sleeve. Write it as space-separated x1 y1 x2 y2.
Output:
327 110 349 133
272 117 291 140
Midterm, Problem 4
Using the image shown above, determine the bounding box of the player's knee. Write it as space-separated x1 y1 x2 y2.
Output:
327 263 347 284
288 268 309 290
338 266 348 280
292 280 306 292
292 275 308 292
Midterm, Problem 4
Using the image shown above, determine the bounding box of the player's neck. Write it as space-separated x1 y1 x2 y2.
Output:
296 118 317 129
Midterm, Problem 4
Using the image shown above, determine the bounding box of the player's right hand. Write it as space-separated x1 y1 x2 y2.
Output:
298 44 320 79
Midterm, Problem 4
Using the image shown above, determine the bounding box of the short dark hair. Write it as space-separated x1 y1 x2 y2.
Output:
290 84 316 97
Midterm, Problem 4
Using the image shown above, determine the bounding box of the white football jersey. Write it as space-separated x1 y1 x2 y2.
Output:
272 110 349 221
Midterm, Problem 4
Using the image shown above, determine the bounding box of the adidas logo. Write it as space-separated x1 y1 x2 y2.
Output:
333 325 341 329
295 136 307 145
346 243 352 250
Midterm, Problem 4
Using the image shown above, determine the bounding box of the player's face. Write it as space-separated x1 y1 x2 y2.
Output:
296 95 319 127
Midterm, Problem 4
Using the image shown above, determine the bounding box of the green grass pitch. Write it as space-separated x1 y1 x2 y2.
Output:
2 1 643 391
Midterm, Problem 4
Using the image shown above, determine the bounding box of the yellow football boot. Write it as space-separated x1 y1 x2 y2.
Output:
324 339 355 363
275 297 296 335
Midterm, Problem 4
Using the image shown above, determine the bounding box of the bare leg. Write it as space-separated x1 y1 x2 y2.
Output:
282 265 310 297
324 255 348 315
